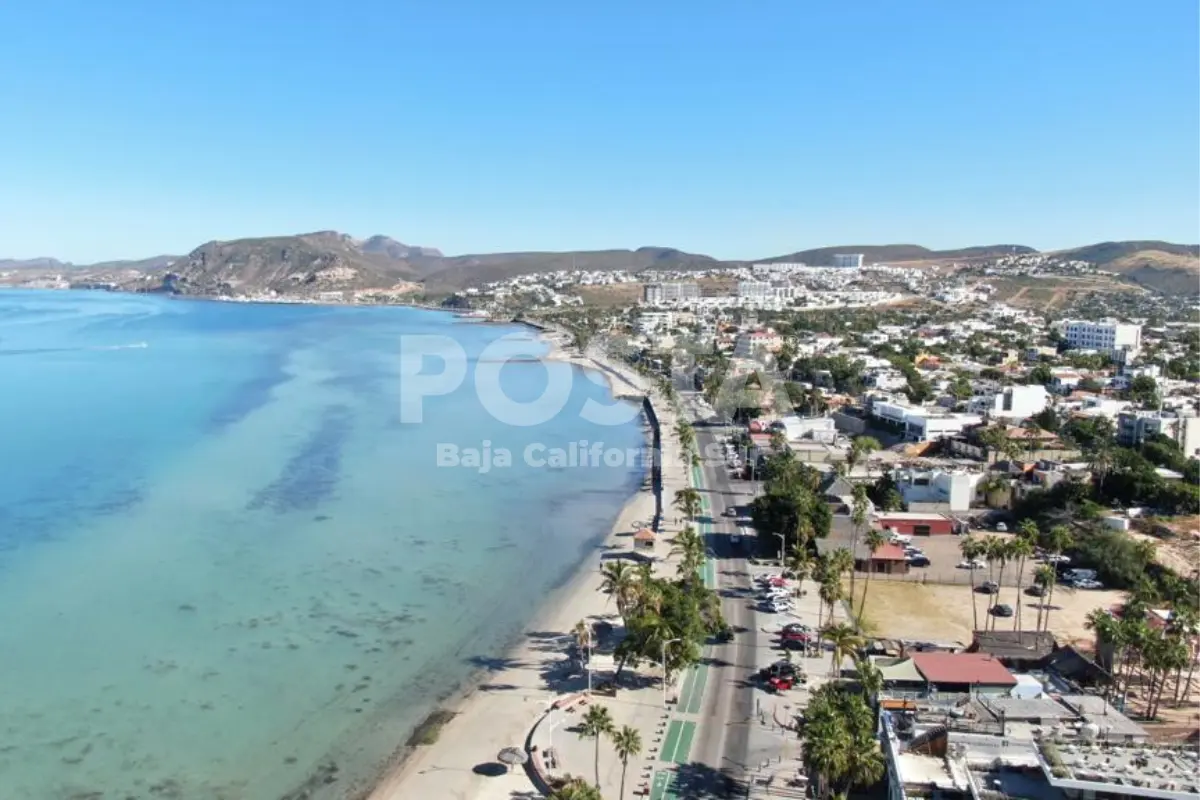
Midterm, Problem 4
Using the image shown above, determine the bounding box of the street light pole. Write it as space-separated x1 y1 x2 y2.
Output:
661 637 682 706
774 532 787 566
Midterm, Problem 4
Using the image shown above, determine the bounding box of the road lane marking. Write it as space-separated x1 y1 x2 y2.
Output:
673 721 697 764
686 665 709 714
659 720 682 762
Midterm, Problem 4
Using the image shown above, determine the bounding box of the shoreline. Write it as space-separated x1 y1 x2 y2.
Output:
363 348 682 800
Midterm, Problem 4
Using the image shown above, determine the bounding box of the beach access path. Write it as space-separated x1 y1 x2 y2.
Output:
366 353 691 800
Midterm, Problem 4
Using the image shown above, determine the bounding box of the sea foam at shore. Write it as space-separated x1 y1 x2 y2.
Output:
0 290 644 799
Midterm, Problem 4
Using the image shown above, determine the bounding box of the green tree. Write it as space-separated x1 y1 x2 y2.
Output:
578 704 614 789
549 776 603 800
672 487 702 522
959 535 985 631
823 622 865 678
1010 524 1037 631
609 725 642 800
600 561 638 619
1033 564 1056 633
857 528 887 621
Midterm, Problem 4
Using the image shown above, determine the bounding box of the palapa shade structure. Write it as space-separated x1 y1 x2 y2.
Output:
633 528 655 549
497 746 528 772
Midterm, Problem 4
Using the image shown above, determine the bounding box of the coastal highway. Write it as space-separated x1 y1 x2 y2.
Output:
681 394 763 797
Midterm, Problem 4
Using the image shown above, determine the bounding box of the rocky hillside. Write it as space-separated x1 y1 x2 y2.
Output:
755 244 1037 265
161 231 429 296
1053 241 1199 295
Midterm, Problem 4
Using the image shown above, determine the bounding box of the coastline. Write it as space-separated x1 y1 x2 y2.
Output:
363 346 684 800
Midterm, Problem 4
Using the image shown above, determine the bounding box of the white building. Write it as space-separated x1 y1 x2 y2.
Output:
1064 319 1142 357
771 414 837 443
905 413 984 442
733 330 783 358
968 384 1050 420
642 281 699 305
832 253 864 268
1117 410 1200 457
893 468 981 512
737 281 774 299
636 311 674 335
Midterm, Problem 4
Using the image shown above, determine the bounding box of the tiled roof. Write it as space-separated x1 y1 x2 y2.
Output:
911 652 1016 686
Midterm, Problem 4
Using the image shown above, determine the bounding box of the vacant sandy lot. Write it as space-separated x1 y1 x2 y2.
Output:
848 580 1127 649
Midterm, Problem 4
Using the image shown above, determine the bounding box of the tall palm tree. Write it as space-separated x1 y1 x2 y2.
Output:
1086 608 1125 700
671 525 706 580
818 578 844 636
823 622 864 678
609 725 642 800
600 561 637 618
673 487 702 522
787 542 813 591
1033 564 1056 633
988 538 1013 630
857 528 887 621
853 655 884 701
573 619 592 653
578 703 614 789
848 485 870 606
1013 520 1039 631
803 716 850 800
959 535 985 631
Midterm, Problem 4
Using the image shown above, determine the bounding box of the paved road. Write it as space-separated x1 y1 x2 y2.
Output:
681 395 764 797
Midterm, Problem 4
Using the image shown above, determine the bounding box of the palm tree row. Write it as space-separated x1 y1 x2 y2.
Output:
958 522 1070 634
574 703 644 798
801 683 884 799
1086 597 1198 719
813 548 853 637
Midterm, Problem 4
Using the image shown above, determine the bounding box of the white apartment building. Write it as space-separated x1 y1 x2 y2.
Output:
905 412 984 442
642 281 699 305
737 280 774 299
832 253 864 268
1117 410 1200 457
733 329 783 357
771 414 837 443
636 311 674 335
968 384 1050 420
1064 319 1142 357
893 467 981 512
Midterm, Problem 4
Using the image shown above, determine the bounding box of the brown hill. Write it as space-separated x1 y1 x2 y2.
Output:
163 231 424 297
756 244 1036 265
1054 241 1199 295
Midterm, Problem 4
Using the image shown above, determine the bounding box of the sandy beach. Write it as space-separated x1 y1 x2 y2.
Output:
365 342 688 800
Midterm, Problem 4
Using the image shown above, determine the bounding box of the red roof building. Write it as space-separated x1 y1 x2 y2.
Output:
911 652 1017 689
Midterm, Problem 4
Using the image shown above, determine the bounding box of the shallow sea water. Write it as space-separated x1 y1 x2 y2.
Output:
0 290 644 799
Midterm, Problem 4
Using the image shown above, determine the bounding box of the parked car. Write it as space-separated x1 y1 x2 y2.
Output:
1073 578 1104 590
1025 584 1047 597
994 522 1008 532
977 581 1000 594
907 555 931 567
991 603 1014 617
724 507 738 517
958 560 985 570
766 600 794 613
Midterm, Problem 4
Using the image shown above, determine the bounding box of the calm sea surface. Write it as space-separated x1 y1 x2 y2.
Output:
0 290 644 799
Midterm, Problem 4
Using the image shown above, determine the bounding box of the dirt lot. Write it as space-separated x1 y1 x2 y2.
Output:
872 532 1028 586
849 579 1127 649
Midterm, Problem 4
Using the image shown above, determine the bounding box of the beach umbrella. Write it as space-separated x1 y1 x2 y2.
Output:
497 746 528 772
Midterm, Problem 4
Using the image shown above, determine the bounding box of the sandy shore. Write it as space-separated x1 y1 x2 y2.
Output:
365 342 684 800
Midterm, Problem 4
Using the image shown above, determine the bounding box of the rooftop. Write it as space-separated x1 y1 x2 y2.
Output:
875 511 952 521
1040 740 1200 798
1057 695 1148 740
911 652 1018 686
970 630 1057 662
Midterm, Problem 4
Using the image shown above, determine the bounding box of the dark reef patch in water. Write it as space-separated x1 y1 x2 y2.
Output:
246 405 352 513
206 346 291 433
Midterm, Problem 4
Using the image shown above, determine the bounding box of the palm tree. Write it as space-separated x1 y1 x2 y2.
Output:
1086 608 1125 700
803 716 851 800
846 436 881 472
959 535 985 631
989 539 1013 631
823 623 864 678
848 485 870 607
673 487 702 522
609 725 642 800
1033 564 1056 633
578 703 614 789
818 577 844 636
857 528 887 621
549 776 603 800
671 525 706 580
1039 524 1072 632
787 542 813 590
853 655 884 701
1013 520 1039 631
600 561 637 618
573 619 592 653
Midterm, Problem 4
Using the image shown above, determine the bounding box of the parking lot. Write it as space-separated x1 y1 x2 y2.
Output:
878 532 1031 586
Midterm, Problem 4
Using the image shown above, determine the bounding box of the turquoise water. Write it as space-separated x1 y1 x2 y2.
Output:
0 290 645 799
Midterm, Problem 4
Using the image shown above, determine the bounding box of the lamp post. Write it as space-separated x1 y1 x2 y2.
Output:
774 532 786 566
586 623 594 696
661 637 682 706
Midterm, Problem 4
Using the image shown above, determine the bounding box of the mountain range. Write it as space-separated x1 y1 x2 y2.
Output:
1 234 1196 296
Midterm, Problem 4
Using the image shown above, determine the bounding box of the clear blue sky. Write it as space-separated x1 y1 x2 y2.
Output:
1 0 1197 262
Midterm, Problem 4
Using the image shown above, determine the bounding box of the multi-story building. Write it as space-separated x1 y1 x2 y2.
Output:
892 468 981 512
832 253 864 268
1064 319 1142 357
968 384 1050 420
736 280 773 299
1117 410 1200 457
635 311 674 335
641 281 699 305
732 329 783 357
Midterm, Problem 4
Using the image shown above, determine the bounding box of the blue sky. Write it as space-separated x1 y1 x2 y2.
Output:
1 0 1197 262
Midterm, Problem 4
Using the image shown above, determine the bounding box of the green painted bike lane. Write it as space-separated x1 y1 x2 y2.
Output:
658 720 698 764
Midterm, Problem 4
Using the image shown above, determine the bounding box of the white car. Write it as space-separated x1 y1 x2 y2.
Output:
957 559 985 570
1073 578 1104 590
766 601 794 613
890 533 913 544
